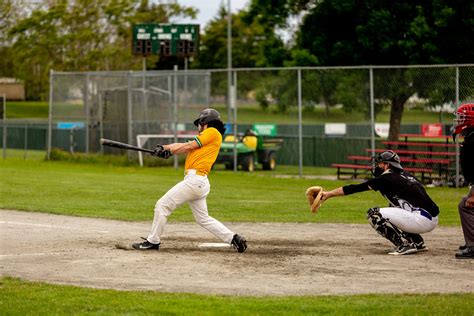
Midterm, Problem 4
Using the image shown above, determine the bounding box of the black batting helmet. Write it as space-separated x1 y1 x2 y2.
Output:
193 108 222 126
372 150 403 170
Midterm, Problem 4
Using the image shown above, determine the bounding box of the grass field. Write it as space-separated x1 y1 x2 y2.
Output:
0 135 467 315
5 101 452 124
0 158 464 225
4 101 49 119
1 277 473 315
0 157 469 314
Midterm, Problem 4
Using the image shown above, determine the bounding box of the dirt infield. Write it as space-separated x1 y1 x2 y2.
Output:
1 210 472 296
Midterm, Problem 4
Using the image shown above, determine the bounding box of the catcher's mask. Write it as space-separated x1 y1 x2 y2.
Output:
193 108 222 127
452 103 474 140
371 150 403 176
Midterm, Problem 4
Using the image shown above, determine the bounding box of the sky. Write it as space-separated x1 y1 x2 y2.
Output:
174 0 250 28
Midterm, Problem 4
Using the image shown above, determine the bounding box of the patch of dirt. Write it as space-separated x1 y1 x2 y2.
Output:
1 210 472 296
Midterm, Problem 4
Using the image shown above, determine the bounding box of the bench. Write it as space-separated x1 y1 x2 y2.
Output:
382 141 456 149
399 133 451 143
331 163 433 182
348 155 451 179
365 148 456 157
348 155 451 165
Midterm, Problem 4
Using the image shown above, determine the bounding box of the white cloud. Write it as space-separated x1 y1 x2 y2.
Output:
173 0 250 28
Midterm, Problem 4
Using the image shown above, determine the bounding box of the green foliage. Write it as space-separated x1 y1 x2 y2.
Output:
2 277 473 315
5 0 197 100
193 5 288 70
296 0 474 65
0 158 463 225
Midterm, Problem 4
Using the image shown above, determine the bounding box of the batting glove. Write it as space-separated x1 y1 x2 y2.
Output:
152 145 164 157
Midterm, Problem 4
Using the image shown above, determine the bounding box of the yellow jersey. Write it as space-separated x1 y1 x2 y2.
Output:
185 127 222 175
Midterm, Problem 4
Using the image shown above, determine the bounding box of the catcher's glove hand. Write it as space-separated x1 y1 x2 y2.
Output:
305 186 324 214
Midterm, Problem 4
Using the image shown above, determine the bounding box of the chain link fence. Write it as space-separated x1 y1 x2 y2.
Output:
2 64 472 184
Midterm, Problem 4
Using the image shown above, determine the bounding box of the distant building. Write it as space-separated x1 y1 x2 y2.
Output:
0 78 25 100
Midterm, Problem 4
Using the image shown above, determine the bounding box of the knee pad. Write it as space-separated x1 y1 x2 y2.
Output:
367 207 404 247
367 207 383 229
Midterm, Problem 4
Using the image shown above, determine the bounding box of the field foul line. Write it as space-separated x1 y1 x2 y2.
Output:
0 221 110 233
0 252 65 258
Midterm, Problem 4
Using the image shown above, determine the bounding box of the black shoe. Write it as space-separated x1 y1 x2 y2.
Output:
388 243 418 255
132 238 160 251
415 242 427 252
455 246 474 259
459 245 467 251
231 234 247 253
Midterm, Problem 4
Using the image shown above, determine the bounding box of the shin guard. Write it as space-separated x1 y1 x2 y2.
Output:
367 207 405 247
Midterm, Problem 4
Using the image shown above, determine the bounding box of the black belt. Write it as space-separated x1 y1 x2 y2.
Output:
418 209 432 220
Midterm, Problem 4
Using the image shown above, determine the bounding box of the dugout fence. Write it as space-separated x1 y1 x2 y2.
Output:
20 64 474 185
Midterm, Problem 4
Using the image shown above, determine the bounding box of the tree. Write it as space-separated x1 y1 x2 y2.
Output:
5 0 197 100
295 0 474 140
192 4 289 70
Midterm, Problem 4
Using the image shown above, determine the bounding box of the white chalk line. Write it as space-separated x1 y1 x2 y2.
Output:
0 221 110 233
0 252 65 258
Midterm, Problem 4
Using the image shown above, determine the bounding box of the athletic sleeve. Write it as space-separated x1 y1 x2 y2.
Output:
364 176 385 192
343 176 387 195
195 128 219 147
342 182 370 195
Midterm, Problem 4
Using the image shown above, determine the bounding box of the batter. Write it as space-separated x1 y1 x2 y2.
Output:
132 109 247 253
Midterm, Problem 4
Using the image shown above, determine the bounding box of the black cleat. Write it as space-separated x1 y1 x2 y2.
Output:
388 243 418 255
414 242 427 252
132 238 160 251
231 234 247 253
455 246 474 259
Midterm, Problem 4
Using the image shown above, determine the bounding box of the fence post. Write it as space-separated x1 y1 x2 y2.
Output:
297 68 303 177
455 66 460 187
127 71 133 161
173 65 178 169
24 123 28 159
2 93 5 159
205 72 211 107
369 67 375 156
47 70 54 160
85 73 90 154
232 71 237 172
143 58 149 134
98 92 104 155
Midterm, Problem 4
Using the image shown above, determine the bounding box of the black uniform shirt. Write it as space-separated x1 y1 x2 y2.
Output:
343 170 440 217
460 129 474 185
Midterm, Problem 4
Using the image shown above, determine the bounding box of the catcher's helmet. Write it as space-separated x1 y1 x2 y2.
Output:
193 108 221 126
453 103 474 135
372 150 403 170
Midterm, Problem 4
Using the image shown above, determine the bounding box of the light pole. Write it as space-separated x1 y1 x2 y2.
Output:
227 0 238 171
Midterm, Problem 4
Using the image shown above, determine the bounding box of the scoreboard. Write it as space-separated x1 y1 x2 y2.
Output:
132 23 199 57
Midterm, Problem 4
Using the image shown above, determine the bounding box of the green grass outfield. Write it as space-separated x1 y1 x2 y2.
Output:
0 158 469 314
1 277 473 316
0 158 464 224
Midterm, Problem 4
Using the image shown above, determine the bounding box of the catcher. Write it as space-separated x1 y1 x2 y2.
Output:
307 150 439 255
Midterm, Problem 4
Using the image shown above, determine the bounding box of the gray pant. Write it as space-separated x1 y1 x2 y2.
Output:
458 186 474 247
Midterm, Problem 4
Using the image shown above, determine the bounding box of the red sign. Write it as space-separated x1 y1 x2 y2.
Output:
421 123 443 137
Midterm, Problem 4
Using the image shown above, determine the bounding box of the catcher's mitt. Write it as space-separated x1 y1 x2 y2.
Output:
305 186 324 214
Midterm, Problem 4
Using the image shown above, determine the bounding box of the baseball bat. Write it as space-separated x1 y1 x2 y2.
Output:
100 138 155 154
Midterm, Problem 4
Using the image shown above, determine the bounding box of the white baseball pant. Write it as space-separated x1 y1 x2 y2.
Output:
147 171 235 244
379 207 438 234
